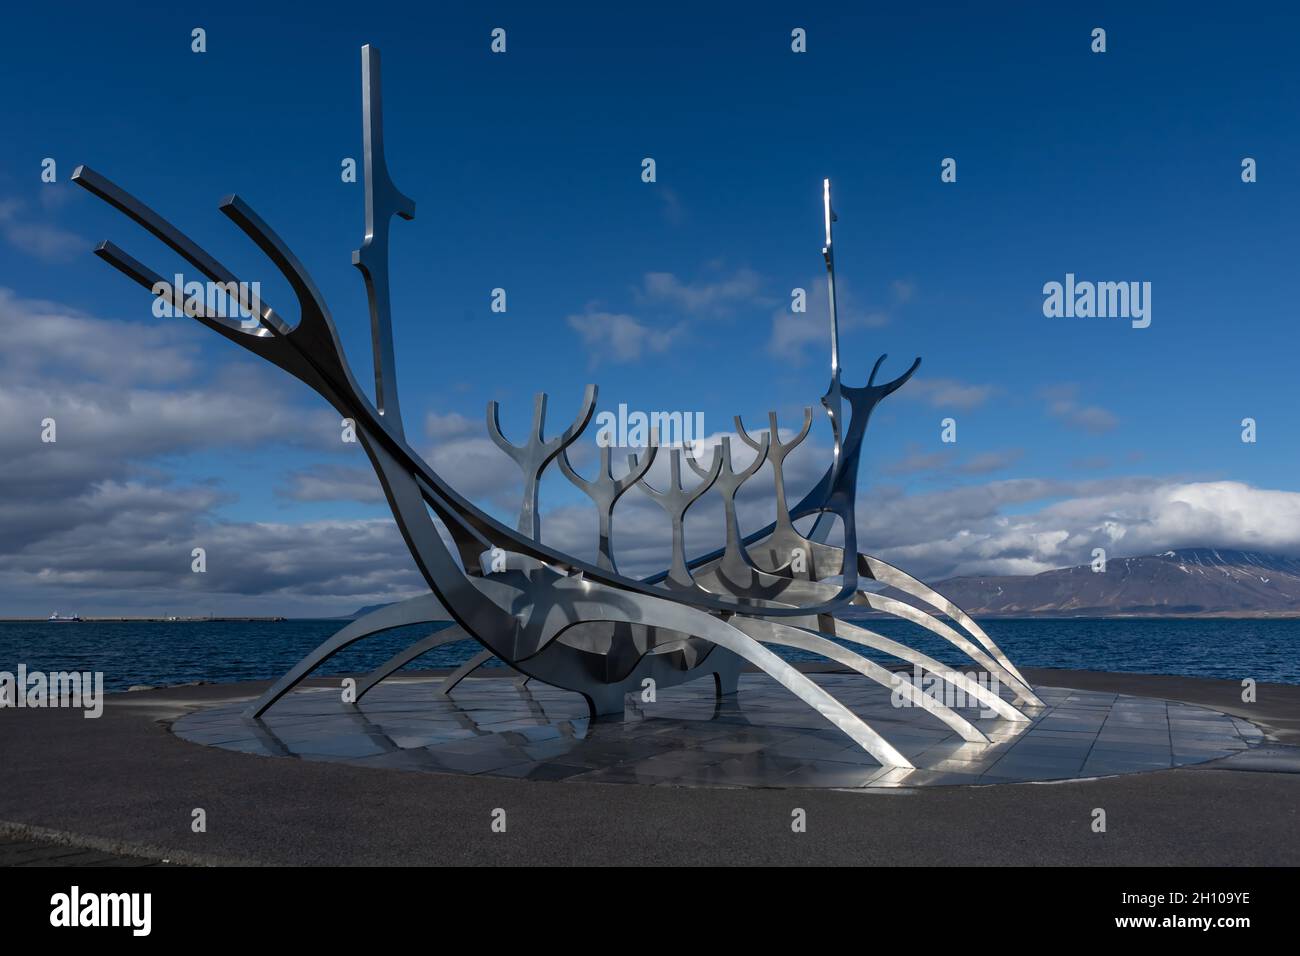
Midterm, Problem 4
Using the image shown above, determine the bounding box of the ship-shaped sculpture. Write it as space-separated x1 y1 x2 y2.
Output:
73 46 1042 768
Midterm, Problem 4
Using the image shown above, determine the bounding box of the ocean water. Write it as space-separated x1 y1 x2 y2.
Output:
0 617 1295 691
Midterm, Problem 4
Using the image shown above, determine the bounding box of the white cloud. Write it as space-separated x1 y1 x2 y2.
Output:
637 268 767 316
6 289 1299 617
861 478 1300 581
281 465 383 503
565 268 771 364
566 310 686 365
901 377 997 410
882 446 1022 477
0 198 86 262
768 274 890 362
1041 384 1118 433
0 289 339 504
425 410 478 440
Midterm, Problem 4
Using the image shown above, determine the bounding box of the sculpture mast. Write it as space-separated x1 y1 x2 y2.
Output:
807 179 844 546
352 44 416 438
821 178 844 461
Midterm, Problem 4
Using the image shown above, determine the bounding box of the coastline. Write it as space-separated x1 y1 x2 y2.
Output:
861 611 1300 620
0 617 288 623
8 612 1300 622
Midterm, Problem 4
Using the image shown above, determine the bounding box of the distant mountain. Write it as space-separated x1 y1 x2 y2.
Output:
907 548 1300 617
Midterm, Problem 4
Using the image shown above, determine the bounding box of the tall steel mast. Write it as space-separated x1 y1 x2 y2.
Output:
353 44 416 438
821 178 843 462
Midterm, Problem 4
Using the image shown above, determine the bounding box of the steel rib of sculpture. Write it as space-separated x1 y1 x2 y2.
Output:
72 45 1041 769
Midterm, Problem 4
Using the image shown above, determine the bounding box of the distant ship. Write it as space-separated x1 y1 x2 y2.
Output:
47 611 82 622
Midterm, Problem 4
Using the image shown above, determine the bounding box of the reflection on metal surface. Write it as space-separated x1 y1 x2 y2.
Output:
75 46 1040 769
172 677 1266 790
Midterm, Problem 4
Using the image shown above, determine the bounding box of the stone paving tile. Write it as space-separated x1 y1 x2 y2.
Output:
493 761 592 782
1090 739 1173 755
289 737 393 758
170 675 1265 790
214 738 280 755
1083 754 1173 771
0 835 176 867
514 738 578 761
757 759 887 789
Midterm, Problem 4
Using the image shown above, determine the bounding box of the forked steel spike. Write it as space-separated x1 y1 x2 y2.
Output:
735 408 812 539
687 434 769 574
559 431 659 572
487 385 598 539
632 447 722 591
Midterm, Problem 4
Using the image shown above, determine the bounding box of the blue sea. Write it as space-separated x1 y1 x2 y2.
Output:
0 617 1295 691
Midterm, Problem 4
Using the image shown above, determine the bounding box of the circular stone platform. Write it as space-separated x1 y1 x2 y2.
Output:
170 673 1266 789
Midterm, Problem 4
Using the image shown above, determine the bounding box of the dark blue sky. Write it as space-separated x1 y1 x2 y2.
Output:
1 2 1297 614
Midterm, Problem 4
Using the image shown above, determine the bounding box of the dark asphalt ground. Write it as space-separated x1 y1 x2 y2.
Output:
1 667 1297 866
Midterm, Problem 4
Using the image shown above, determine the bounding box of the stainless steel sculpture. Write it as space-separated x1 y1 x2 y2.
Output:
73 46 1041 768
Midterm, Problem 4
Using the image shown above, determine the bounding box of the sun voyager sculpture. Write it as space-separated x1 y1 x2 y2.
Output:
73 46 1042 768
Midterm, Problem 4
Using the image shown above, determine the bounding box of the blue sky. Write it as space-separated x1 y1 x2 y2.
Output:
1 2 1298 615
